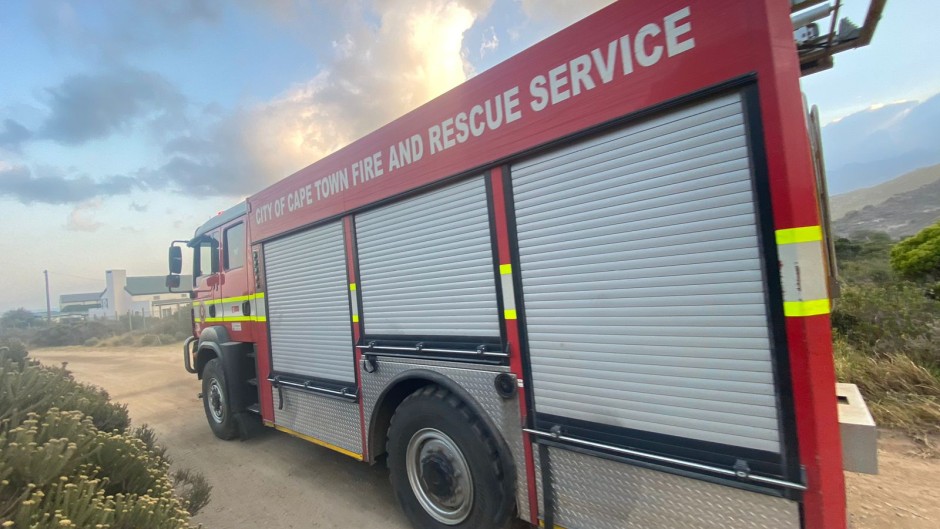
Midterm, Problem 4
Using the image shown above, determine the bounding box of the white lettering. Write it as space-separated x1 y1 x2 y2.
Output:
592 41 618 84
469 105 486 136
441 117 456 149
455 112 470 143
485 97 503 130
569 54 595 96
388 144 400 171
503 86 522 123
635 23 663 67
529 75 549 112
428 124 443 154
548 64 570 104
620 35 634 75
665 7 695 57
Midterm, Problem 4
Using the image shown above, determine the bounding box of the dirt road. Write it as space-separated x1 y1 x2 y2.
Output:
31 345 939 529
32 345 410 529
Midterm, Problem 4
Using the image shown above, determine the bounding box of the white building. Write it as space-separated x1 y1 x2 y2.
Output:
87 269 192 319
59 292 102 314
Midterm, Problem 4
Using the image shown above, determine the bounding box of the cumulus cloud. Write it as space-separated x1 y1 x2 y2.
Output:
149 0 495 196
37 65 185 145
129 201 148 212
65 199 104 232
0 164 140 204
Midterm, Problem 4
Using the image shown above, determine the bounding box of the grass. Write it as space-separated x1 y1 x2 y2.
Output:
831 232 940 440
834 337 940 436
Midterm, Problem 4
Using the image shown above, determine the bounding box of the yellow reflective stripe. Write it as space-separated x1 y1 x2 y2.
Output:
200 316 266 323
199 292 266 305
783 299 830 317
775 226 823 245
499 264 512 275
352 314 360 323
273 425 363 461
349 283 357 291
504 309 517 320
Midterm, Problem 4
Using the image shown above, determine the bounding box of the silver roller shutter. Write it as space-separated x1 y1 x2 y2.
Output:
265 221 355 383
511 92 780 453
356 176 499 337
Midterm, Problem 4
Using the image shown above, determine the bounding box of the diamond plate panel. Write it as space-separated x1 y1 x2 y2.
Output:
272 387 362 455
361 358 531 523
534 445 799 529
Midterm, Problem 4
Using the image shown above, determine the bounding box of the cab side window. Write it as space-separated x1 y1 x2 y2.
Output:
194 235 219 283
224 223 245 270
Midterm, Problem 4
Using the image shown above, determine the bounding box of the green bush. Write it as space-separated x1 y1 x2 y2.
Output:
831 282 940 372
0 348 210 527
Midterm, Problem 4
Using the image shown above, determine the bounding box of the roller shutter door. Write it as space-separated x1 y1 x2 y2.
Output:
511 92 780 453
356 176 499 337
265 221 355 383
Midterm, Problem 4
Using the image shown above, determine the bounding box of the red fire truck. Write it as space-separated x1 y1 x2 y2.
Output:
168 1 884 527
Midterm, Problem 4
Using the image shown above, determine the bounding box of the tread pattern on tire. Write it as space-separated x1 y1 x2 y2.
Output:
386 384 513 529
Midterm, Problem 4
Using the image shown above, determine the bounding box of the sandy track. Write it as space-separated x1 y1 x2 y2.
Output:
31 345 939 529
32 345 410 529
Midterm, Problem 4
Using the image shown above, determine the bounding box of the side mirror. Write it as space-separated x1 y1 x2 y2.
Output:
169 245 183 274
166 274 181 290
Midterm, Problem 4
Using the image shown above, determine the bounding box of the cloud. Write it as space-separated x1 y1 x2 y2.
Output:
129 201 148 212
65 199 104 232
0 120 32 152
519 0 615 25
147 0 495 197
0 164 140 204
480 26 499 58
30 0 223 59
37 65 185 145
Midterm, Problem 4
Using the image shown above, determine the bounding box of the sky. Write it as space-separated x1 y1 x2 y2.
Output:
0 0 937 313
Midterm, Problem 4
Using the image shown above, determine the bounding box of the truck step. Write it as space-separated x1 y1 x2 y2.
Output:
246 403 261 414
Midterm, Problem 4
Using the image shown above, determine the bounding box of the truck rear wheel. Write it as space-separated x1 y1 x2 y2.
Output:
387 385 513 529
202 358 238 440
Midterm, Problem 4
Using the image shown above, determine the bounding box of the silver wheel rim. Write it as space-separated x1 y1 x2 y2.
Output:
406 428 474 525
208 379 225 423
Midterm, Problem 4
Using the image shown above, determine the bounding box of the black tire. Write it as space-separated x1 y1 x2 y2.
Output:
387 385 514 529
202 358 238 440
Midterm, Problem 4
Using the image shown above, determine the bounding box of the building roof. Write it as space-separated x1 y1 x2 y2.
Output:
125 275 193 295
60 292 103 304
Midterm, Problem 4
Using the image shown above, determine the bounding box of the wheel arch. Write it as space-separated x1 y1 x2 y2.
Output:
367 369 517 492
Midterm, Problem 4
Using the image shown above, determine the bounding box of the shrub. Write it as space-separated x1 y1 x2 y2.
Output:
140 334 161 346
0 347 210 526
831 282 940 372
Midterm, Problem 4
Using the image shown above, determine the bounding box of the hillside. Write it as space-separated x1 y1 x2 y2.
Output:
832 177 940 238
829 163 940 221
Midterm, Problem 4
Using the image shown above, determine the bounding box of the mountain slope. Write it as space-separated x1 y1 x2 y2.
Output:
832 176 940 238
829 163 940 221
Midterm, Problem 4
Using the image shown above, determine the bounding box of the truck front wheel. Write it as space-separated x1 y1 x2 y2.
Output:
202 358 238 440
387 385 513 529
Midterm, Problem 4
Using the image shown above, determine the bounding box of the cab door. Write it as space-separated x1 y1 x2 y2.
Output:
218 220 253 342
192 229 221 334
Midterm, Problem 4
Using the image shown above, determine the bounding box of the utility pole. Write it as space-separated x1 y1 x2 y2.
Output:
44 270 51 322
